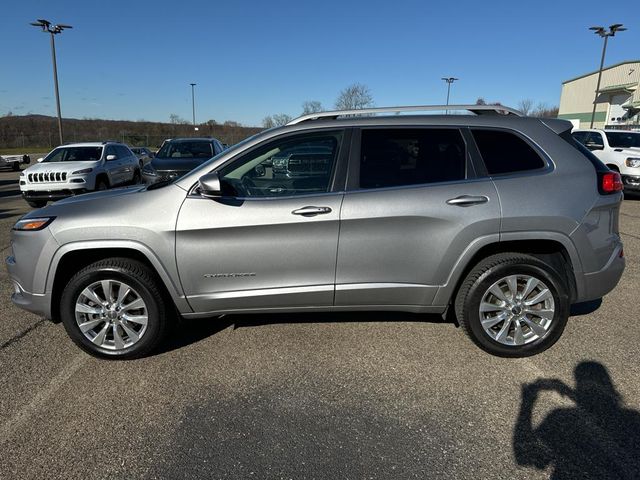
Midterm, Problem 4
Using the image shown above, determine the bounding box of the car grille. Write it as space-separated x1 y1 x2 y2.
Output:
157 170 186 181
28 172 68 183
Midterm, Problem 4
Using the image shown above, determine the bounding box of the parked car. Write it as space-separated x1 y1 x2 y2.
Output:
7 105 624 359
142 138 224 184
129 147 154 167
572 129 640 191
0 153 30 171
19 142 141 208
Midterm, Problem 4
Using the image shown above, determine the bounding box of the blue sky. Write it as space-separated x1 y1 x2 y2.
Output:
1 0 638 126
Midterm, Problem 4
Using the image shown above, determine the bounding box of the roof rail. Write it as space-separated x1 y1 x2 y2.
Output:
287 104 523 125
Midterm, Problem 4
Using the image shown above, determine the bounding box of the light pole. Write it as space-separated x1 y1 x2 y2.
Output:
30 19 72 145
589 24 626 128
441 77 458 114
190 83 197 132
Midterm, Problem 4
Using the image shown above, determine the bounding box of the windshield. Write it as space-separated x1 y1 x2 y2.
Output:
605 132 640 149
156 141 214 159
43 146 103 162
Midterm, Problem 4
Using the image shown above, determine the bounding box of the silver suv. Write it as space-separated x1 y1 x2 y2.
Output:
19 142 140 208
6 105 625 359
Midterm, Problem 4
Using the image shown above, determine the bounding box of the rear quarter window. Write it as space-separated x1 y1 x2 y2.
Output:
472 129 545 175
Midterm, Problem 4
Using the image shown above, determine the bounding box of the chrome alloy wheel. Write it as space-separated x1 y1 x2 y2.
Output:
478 274 555 346
74 279 148 350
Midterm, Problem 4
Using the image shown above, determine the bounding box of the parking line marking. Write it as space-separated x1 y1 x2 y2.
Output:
0 353 87 442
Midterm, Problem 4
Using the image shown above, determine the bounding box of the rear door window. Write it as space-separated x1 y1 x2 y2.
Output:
358 128 467 189
471 129 545 175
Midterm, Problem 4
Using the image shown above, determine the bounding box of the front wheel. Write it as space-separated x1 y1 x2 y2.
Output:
95 178 109 191
12 162 20 171
454 253 569 357
26 200 47 208
60 258 170 359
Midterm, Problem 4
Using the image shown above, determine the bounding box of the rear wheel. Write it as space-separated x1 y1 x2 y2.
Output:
132 169 141 185
12 162 20 171
60 258 170 359
455 253 569 357
26 200 47 208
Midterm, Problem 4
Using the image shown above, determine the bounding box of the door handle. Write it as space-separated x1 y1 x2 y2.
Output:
292 206 332 216
446 195 489 207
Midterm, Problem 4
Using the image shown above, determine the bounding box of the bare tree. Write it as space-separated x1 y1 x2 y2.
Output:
169 113 188 124
334 83 374 110
262 116 275 128
271 113 292 126
518 99 534 116
475 98 487 105
302 100 324 115
531 103 559 118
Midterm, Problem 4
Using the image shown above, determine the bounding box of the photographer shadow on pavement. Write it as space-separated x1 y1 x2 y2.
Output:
513 361 640 479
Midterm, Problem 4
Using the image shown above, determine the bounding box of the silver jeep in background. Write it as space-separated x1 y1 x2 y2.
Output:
6 105 625 359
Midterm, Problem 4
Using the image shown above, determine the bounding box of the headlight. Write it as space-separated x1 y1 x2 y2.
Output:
12 217 56 231
19 171 25 177
72 168 93 174
626 158 640 168
142 164 157 176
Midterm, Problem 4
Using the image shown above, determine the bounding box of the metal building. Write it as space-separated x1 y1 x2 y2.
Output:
558 60 640 129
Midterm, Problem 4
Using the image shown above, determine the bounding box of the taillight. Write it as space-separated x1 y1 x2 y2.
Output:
600 171 623 194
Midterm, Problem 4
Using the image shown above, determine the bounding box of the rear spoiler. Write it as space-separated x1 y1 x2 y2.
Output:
541 118 574 135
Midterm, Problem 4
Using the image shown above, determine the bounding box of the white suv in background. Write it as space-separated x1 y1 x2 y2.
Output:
572 129 640 192
20 142 140 208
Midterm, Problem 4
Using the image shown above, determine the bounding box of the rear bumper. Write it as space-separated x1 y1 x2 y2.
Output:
577 244 625 302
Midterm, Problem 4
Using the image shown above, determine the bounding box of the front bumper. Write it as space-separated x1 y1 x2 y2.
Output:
621 174 640 190
6 255 52 319
21 188 88 202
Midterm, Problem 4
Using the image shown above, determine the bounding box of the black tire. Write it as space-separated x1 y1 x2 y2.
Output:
27 200 47 208
95 177 109 190
454 253 570 357
12 161 20 171
132 169 141 185
60 258 170 359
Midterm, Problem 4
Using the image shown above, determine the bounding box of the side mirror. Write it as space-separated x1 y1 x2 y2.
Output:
37 157 44 163
199 172 222 198
106 154 117 161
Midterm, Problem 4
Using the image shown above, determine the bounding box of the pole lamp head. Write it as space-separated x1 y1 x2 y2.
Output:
30 19 72 34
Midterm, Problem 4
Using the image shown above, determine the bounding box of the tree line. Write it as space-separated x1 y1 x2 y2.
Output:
0 114 261 150
262 83 374 127
0 85 559 151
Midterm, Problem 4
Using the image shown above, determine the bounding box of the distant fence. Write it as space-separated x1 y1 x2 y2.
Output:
0 131 257 150
0 119 262 151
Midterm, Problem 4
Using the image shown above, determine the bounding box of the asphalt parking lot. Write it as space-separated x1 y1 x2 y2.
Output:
1 167 639 479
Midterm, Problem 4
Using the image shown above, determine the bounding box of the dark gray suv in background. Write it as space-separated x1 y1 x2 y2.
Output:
142 137 225 184
6 105 625 359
